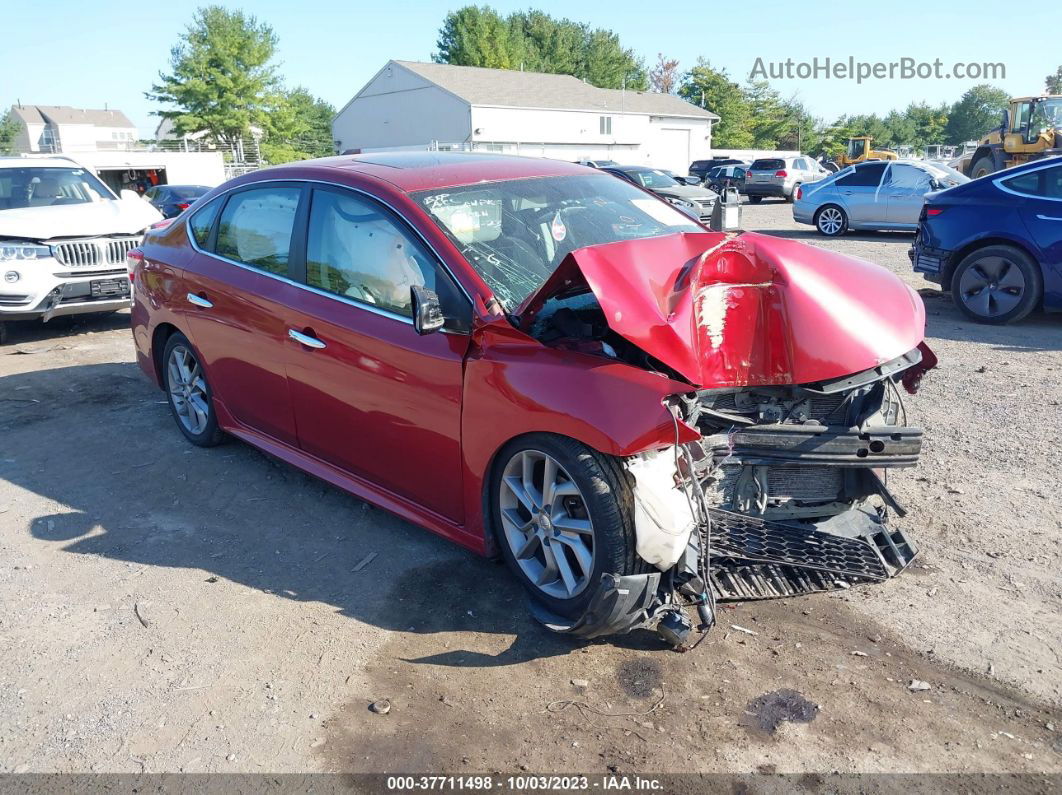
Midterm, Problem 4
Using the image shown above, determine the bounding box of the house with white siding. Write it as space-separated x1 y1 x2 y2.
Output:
332 61 718 173
7 105 138 154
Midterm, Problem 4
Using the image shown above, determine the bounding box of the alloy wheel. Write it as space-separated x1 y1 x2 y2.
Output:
817 207 844 235
958 256 1026 318
166 344 211 436
498 449 596 600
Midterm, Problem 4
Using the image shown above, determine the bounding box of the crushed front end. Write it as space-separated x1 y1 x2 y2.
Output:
519 231 938 646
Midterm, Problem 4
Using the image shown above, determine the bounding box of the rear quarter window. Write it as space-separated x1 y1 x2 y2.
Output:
188 195 224 247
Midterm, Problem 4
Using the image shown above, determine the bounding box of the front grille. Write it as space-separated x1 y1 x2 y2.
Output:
53 237 141 268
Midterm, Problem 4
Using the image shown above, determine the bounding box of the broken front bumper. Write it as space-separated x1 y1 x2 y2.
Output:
538 345 932 644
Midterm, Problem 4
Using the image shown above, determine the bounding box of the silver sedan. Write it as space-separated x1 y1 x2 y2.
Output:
792 159 968 236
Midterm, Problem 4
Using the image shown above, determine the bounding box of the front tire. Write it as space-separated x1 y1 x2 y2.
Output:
815 204 848 236
162 332 224 446
491 434 646 619
748 195 764 204
951 245 1041 324
970 155 996 179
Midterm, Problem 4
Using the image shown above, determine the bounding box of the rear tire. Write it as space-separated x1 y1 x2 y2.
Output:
815 204 848 236
749 195 764 204
951 245 1041 324
491 434 648 619
162 332 225 447
787 183 801 203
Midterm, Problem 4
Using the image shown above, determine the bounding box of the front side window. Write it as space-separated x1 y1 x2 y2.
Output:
414 173 702 311
216 186 300 275
0 167 115 211
884 164 933 192
305 188 466 325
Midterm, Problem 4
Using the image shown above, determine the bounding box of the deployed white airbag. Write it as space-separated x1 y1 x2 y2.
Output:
626 450 697 570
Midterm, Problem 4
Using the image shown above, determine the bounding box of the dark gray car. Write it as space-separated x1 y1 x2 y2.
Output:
603 166 719 224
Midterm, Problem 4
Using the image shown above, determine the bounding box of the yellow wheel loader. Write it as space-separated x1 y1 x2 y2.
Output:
822 137 898 173
955 95 1062 179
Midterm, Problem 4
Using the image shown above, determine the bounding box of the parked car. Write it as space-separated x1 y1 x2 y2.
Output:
0 157 162 343
745 156 832 203
601 165 719 224
144 184 211 218
911 157 1062 324
130 152 934 643
703 164 748 195
689 158 748 183
573 159 618 168
793 160 969 236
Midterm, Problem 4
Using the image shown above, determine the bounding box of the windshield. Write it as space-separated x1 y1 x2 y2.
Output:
627 169 680 188
414 174 702 311
1032 98 1062 131
922 162 969 186
0 166 115 211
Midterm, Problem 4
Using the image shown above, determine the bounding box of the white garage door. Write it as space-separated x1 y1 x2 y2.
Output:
653 128 691 173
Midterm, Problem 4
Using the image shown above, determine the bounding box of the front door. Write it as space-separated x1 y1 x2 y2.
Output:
282 185 471 522
885 163 933 225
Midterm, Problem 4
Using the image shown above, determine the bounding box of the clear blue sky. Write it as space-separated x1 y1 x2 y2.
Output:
1 0 1056 136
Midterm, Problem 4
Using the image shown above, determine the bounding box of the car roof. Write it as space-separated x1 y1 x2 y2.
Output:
258 151 593 192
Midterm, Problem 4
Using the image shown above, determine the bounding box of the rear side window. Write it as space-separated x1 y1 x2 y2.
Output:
216 186 301 275
836 162 887 187
751 159 785 171
305 188 468 328
1002 165 1062 199
188 195 223 247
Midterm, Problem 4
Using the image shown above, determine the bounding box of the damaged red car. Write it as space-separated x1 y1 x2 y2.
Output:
130 153 936 645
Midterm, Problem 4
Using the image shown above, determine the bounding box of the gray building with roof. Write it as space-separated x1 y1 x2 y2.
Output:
7 104 138 154
333 61 719 172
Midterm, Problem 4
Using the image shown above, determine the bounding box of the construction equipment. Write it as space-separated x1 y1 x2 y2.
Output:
954 95 1062 178
823 136 898 172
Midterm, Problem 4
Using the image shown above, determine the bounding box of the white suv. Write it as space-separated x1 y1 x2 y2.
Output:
0 157 162 342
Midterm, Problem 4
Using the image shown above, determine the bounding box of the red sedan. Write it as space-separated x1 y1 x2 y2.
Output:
130 153 935 644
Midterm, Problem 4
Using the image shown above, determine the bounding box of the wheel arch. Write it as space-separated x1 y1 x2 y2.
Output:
150 322 182 388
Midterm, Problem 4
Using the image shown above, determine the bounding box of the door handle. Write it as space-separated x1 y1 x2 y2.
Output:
186 292 213 309
288 329 327 349
842 190 854 195
1036 214 1062 221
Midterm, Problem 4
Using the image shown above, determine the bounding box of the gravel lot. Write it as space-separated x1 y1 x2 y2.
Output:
1 199 1059 774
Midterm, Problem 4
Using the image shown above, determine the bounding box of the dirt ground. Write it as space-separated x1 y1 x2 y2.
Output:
1 200 1060 776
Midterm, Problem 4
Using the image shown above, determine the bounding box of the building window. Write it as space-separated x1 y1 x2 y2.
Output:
599 116 612 135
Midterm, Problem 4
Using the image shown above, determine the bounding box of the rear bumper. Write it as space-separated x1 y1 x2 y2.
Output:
745 182 790 198
909 238 951 285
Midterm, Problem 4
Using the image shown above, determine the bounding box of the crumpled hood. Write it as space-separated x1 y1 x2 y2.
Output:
517 231 927 388
0 199 162 241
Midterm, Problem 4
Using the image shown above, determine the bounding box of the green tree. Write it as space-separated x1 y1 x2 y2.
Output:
945 84 1010 143
678 60 751 148
434 5 516 69
435 6 646 90
261 88 336 164
743 80 789 148
147 6 280 144
0 113 20 155
776 99 821 153
1047 66 1062 93
902 102 949 147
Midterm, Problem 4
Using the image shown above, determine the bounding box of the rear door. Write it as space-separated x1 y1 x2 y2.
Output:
181 183 305 446
833 162 888 225
884 163 934 225
1004 163 1062 291
281 185 472 522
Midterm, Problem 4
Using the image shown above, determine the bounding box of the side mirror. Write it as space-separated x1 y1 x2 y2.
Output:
411 285 445 335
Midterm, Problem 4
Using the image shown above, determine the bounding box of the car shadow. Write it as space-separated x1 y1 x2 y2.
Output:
1 310 130 348
918 289 1062 351
2 362 668 670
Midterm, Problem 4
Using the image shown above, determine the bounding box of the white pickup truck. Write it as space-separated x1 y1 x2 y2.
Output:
0 157 162 343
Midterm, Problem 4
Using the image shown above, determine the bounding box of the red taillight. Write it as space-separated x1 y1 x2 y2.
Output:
926 207 945 216
796 186 803 200
775 169 788 177
176 202 191 211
